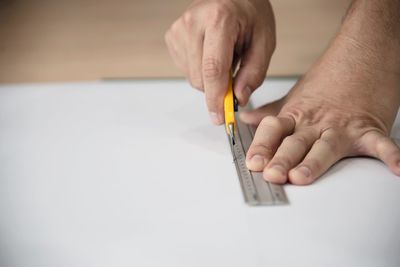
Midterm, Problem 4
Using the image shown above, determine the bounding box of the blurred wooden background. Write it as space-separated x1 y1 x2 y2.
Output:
0 0 351 83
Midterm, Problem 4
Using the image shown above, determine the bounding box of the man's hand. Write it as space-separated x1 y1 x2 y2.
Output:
165 0 275 125
242 0 400 185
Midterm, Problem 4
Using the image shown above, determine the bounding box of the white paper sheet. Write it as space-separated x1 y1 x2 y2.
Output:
0 79 399 267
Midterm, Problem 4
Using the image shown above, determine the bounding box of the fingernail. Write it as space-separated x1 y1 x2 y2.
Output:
247 155 267 170
209 112 222 125
265 165 286 180
295 166 311 178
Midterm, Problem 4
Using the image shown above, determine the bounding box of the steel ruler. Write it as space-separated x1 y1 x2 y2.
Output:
227 105 288 206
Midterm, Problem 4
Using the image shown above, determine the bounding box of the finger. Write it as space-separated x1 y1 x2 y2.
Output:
246 116 295 172
233 27 275 106
186 35 205 91
232 40 244 72
202 23 235 125
183 15 205 91
263 128 319 184
358 130 400 176
239 98 284 126
288 129 347 185
164 28 187 73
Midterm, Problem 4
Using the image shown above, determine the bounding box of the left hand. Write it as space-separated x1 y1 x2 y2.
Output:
241 35 400 185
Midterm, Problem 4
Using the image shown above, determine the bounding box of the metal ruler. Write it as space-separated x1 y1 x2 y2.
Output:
227 106 288 206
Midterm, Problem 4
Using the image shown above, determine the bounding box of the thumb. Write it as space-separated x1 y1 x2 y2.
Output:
233 28 275 106
239 98 283 126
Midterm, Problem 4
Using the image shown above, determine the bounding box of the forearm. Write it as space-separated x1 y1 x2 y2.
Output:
338 0 400 73
307 0 400 96
300 0 400 131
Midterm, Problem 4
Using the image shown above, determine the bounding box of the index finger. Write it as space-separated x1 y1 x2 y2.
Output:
202 23 235 125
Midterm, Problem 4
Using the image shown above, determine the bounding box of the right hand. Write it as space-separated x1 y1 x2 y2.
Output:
165 0 276 125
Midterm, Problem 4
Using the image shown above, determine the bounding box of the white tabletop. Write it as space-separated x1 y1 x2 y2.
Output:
0 79 399 267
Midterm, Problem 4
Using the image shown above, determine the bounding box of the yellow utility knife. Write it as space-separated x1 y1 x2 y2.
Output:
224 72 238 145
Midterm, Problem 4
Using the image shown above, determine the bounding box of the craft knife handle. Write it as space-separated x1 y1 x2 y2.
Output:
224 71 237 145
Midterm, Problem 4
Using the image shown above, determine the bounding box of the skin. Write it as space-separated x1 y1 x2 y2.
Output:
165 0 276 124
165 0 400 185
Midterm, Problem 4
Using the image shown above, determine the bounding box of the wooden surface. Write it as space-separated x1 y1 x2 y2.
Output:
0 0 351 83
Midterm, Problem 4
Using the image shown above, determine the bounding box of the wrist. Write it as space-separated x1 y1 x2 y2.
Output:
305 31 400 105
308 29 400 89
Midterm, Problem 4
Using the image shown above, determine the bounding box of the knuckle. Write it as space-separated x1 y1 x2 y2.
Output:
375 136 389 151
322 128 342 139
284 135 308 147
203 57 223 79
249 66 267 83
304 159 322 173
182 11 195 28
315 138 337 153
271 156 293 168
208 2 230 25
189 76 204 90
260 116 282 130
359 130 384 153
170 20 181 34
250 143 275 157
280 105 304 122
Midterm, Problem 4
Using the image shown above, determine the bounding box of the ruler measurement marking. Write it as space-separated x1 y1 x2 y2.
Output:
231 131 258 204
244 122 276 203
227 105 289 206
